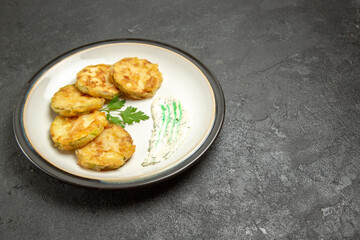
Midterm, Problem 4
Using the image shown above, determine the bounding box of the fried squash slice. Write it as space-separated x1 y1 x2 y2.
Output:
76 124 135 171
51 84 105 116
76 64 120 100
111 57 163 99
50 111 108 151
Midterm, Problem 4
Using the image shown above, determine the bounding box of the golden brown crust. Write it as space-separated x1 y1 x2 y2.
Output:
50 111 108 151
76 64 120 100
51 84 105 116
75 124 136 171
111 57 163 99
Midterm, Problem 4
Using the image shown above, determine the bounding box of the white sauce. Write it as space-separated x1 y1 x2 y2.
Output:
142 96 190 166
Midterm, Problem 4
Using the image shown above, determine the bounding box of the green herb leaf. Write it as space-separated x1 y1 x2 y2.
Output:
120 106 149 125
106 95 126 111
101 96 149 128
106 113 125 128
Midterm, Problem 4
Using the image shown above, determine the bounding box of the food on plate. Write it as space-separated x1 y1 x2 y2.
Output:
50 111 108 151
76 64 120 100
111 57 163 99
142 96 190 166
76 124 136 171
51 84 105 116
48 56 167 171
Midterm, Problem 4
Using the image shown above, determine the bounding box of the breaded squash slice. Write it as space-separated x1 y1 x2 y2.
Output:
76 124 135 171
50 111 108 151
111 57 163 99
76 64 120 100
51 84 105 116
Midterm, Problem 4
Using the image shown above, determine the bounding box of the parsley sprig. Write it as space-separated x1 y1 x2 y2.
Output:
101 95 149 128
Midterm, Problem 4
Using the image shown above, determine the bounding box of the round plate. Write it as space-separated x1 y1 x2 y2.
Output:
13 39 225 189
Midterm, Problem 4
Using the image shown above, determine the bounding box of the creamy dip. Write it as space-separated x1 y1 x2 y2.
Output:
142 96 190 166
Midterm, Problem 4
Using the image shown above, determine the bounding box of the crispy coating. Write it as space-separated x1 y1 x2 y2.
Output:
76 124 136 171
111 57 163 99
76 64 120 100
51 84 105 116
50 111 108 151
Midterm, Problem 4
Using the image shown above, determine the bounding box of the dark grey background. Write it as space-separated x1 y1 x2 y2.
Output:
1 0 360 239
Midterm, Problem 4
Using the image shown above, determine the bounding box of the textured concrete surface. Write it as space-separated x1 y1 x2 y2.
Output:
1 0 360 239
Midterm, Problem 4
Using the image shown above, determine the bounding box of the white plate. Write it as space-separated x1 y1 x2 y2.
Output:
13 39 225 189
